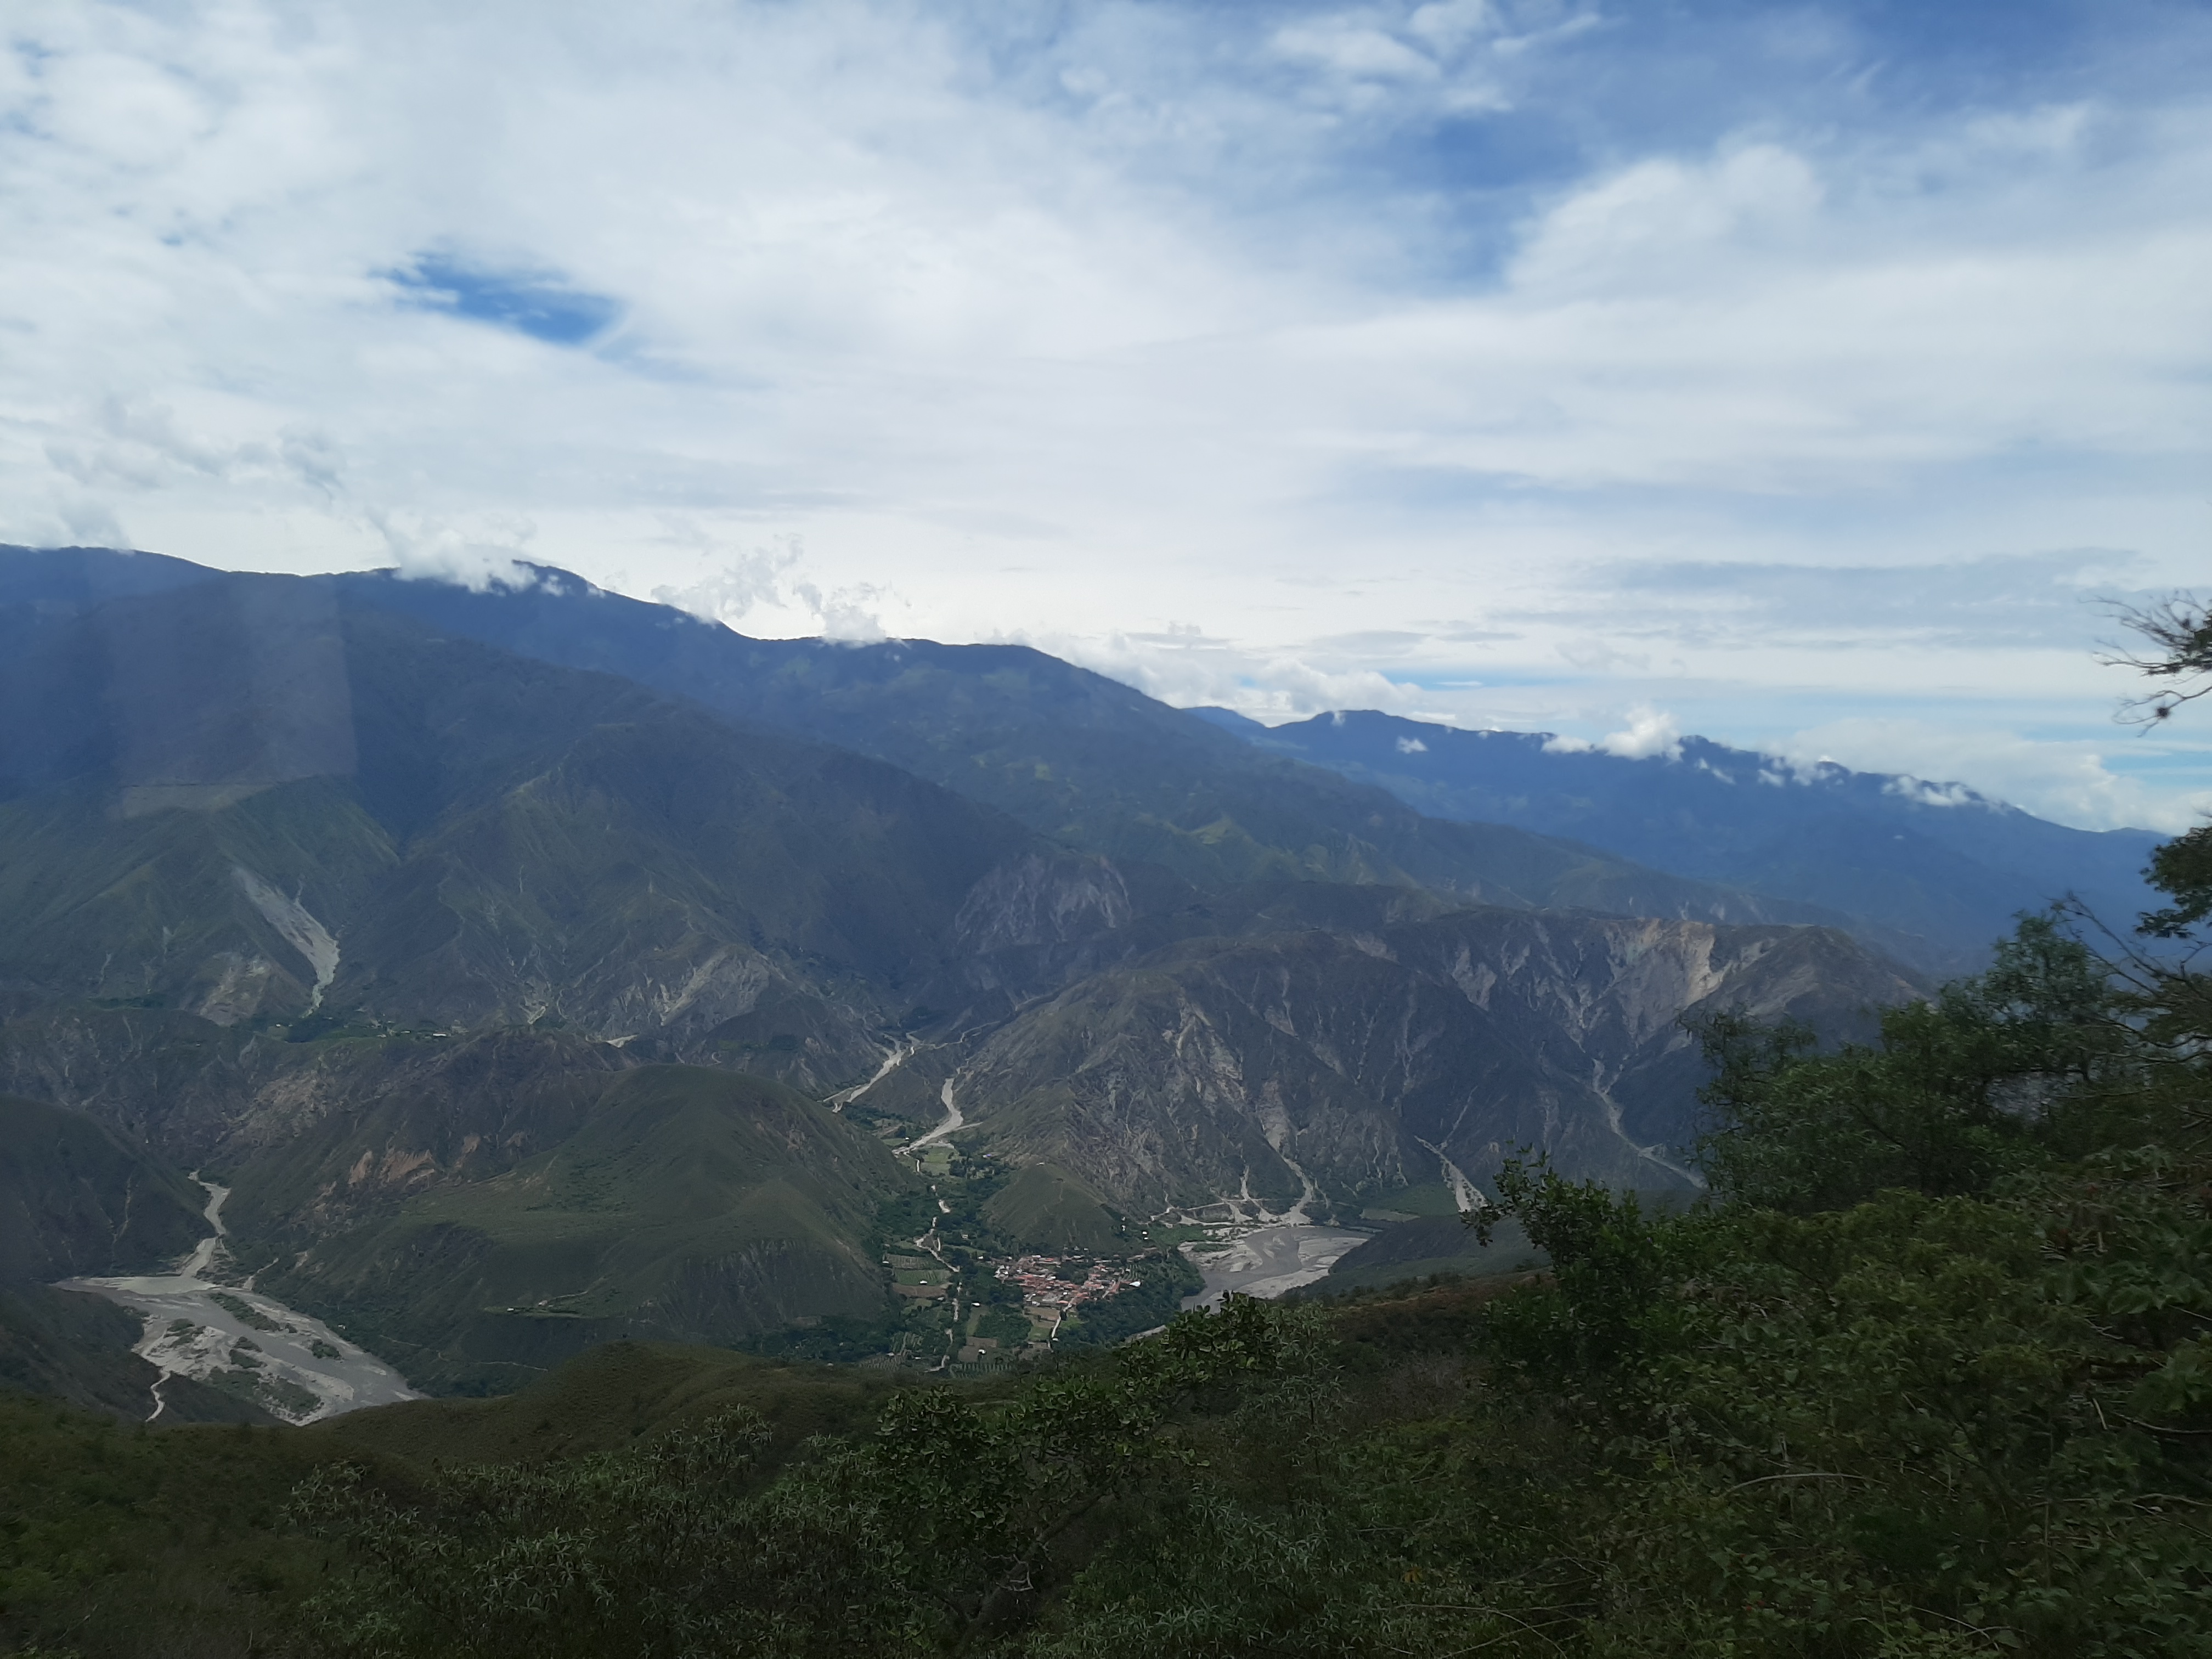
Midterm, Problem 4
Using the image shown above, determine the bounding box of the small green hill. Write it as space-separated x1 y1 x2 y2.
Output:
253 1066 913 1392
980 1162 1125 1254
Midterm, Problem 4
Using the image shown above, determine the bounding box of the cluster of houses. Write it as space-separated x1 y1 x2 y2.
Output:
992 1254 1141 1311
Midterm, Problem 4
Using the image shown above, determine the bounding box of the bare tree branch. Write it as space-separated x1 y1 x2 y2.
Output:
2102 592 2212 725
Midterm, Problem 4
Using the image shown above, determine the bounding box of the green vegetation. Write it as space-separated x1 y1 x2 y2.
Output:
0 1344 910 1657
206 1292 283 1333
974 1305 1034 1346
1306 1212 1543 1296
1052 1252 1203 1347
979 1162 1126 1254
14 861 2207 1657
0 1398 335 1655
5 573 2211 1655
9 876 2212 1654
253 1065 908 1393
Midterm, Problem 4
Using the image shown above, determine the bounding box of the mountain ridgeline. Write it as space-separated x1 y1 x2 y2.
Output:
0 543 2135 1399
1194 707 2163 975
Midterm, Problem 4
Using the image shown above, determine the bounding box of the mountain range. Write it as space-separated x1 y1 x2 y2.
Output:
0 543 2149 1400
1194 708 2162 975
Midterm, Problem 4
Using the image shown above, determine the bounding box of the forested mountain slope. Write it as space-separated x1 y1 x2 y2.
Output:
306 560 1874 933
0 574 1035 1073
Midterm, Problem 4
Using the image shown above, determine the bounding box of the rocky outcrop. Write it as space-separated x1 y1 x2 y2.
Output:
952 853 1136 953
954 909 1921 1212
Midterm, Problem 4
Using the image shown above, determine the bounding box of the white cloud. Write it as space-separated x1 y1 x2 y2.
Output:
1038 626 1432 725
1406 1 1496 52
1780 717 2212 834
652 533 903 641
368 510 536 592
652 538 809 628
2 0 2209 827
1545 704 1685 761
1271 22 1438 83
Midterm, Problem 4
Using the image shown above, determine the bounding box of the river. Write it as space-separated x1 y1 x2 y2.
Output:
1180 1220 1370 1309
58 1176 421 1425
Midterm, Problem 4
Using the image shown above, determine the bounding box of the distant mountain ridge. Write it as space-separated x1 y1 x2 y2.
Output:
0 580 1035 1078
309 562 1888 938
1194 708 2163 975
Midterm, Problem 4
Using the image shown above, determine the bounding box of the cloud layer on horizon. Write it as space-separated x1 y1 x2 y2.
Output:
2 0 2208 831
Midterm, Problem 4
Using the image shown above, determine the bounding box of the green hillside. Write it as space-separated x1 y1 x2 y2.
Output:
978 1162 1125 1254
0 777 396 1023
0 1339 922 1656
247 1066 911 1392
0 1094 206 1282
5 890 2212 1657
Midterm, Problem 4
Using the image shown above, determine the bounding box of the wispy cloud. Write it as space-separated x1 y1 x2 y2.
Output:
1572 550 2161 651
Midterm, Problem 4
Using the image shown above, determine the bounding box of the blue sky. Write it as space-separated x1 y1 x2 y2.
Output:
2 0 2209 829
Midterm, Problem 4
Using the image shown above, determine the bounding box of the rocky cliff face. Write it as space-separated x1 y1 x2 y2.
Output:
951 909 1921 1212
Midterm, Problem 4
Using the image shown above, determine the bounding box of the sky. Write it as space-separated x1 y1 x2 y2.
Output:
3 1 2210 832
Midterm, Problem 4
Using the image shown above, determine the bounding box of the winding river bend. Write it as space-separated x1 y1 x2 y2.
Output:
59 1177 420 1424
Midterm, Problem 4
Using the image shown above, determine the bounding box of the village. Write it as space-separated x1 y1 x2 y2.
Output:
991 1253 1145 1313
881 1245 1154 1369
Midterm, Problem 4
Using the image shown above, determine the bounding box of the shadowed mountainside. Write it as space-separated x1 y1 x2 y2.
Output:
308 560 1883 935
0 577 1037 1080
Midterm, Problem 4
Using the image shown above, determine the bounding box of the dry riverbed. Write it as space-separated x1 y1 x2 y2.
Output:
1179 1220 1370 1308
59 1177 420 1424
